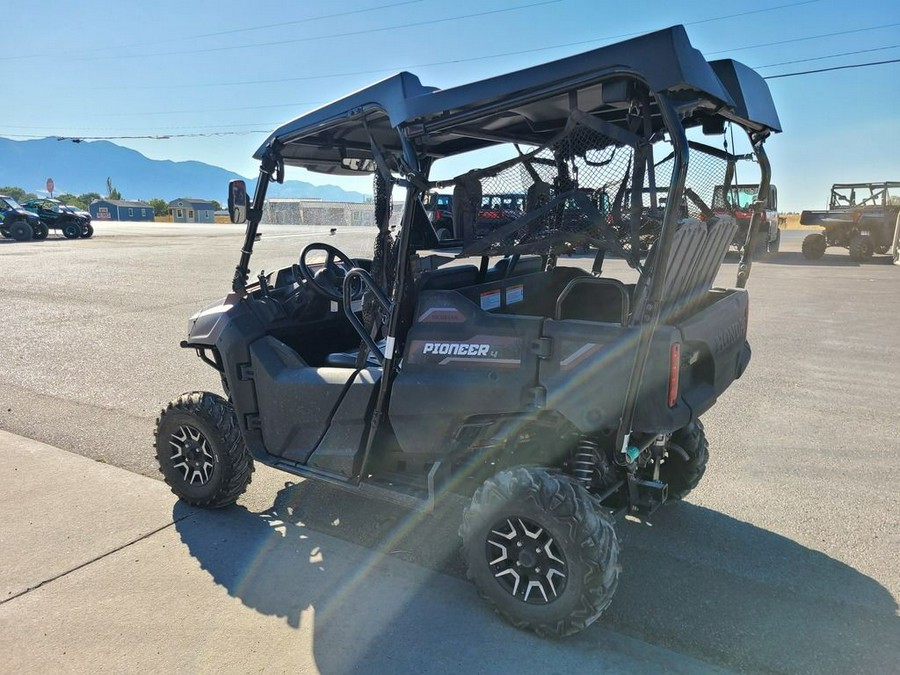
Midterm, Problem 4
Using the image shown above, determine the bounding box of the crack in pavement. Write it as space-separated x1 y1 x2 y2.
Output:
1 515 193 606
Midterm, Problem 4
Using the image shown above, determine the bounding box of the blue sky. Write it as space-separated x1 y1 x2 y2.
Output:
2 0 898 211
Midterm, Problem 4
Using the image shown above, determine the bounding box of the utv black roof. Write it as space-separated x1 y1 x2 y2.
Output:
255 25 781 175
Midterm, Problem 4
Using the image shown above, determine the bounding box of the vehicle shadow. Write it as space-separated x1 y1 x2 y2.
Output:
0 236 72 246
174 481 899 674
723 250 895 267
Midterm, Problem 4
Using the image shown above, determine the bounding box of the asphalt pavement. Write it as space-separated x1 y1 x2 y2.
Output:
1 222 898 673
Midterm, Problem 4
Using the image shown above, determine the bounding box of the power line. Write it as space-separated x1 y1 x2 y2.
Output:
763 57 900 79
8 54 897 142
90 102 327 117
84 0 826 91
54 131 270 140
145 0 426 44
706 21 900 55
754 44 900 68
69 0 563 61
0 0 426 61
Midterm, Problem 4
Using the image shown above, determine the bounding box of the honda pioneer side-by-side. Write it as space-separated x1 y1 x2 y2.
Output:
800 182 900 261
155 26 780 637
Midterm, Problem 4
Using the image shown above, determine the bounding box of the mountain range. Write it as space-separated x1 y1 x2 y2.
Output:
0 137 368 203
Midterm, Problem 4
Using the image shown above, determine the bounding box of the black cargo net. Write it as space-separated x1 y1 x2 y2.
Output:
454 119 648 264
449 121 737 268
652 142 744 221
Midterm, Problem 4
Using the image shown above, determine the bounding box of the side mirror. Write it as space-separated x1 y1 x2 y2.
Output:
228 180 248 223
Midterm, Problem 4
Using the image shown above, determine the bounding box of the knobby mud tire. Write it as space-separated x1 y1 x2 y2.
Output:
661 420 709 501
848 234 874 261
801 233 826 260
460 466 620 638
154 391 254 508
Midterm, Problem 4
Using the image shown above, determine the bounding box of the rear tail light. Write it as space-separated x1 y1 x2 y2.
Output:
668 343 681 408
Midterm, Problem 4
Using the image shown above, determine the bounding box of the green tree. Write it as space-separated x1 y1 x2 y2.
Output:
106 177 122 201
0 186 28 202
210 199 222 211
57 194 88 210
149 198 169 216
79 192 101 206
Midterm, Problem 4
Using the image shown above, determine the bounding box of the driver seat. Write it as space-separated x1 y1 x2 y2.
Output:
324 339 386 368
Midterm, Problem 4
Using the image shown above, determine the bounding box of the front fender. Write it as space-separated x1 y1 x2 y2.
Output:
186 293 242 346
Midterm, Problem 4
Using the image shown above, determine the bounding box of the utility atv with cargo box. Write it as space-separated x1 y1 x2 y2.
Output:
800 182 900 261
155 26 780 637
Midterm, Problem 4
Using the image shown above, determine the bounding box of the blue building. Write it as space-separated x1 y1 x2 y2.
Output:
168 198 216 223
89 200 155 221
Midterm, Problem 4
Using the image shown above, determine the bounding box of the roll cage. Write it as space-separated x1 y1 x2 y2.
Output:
231 24 780 469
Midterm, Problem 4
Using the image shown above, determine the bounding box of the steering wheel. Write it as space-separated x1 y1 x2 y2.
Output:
297 242 362 302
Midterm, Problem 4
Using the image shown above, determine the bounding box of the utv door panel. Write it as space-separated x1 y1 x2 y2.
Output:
308 367 381 477
249 336 358 463
390 290 542 456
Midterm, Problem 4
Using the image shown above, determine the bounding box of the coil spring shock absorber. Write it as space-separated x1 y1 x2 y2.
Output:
571 438 599 487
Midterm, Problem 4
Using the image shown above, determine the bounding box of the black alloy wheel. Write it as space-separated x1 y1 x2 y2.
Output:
80 222 94 238
486 515 568 605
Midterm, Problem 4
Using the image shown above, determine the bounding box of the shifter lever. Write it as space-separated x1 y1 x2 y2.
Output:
257 270 270 296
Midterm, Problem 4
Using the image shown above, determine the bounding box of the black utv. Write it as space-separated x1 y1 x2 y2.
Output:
0 195 46 241
155 26 781 638
20 198 90 239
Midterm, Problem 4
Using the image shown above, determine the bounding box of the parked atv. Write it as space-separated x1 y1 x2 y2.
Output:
799 182 900 261
0 195 46 241
20 198 88 239
155 26 780 638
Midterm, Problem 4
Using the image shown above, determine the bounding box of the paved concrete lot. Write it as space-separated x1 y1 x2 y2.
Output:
2 431 712 674
1 222 898 673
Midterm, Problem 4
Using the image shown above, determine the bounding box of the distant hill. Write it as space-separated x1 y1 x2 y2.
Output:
0 137 368 203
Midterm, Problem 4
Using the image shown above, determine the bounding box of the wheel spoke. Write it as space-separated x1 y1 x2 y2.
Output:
543 539 565 566
494 567 520 596
545 568 565 597
172 461 189 480
487 540 508 566
518 519 543 539
523 580 547 604
490 519 517 540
